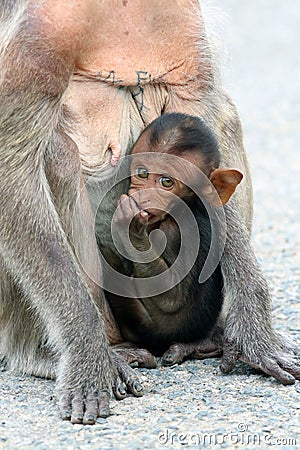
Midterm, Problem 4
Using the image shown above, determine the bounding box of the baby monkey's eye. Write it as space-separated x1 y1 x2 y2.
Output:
159 176 174 188
135 167 149 178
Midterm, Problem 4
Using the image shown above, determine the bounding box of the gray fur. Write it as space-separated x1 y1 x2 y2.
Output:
0 0 298 427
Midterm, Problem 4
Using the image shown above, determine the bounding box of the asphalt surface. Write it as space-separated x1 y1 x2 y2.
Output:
1 1 300 449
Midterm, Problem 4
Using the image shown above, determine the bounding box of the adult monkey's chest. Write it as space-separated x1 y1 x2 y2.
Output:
62 0 210 173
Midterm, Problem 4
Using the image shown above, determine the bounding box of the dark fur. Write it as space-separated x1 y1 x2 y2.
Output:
148 113 220 164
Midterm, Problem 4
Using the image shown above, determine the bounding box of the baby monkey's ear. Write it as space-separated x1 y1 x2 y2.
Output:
209 168 243 205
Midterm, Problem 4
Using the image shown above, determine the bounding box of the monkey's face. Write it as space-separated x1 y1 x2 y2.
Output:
128 160 193 224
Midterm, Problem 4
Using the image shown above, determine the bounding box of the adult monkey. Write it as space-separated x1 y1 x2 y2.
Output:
0 0 298 427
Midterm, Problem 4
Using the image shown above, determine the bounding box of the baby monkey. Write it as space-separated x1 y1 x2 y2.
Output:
104 113 243 365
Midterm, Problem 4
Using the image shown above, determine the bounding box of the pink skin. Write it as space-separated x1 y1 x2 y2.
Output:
116 192 170 233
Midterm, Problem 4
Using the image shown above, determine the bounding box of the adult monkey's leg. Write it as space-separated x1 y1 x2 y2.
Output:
0 1 140 425
45 127 144 392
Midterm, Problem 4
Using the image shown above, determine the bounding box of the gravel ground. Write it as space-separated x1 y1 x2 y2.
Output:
1 1 299 449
